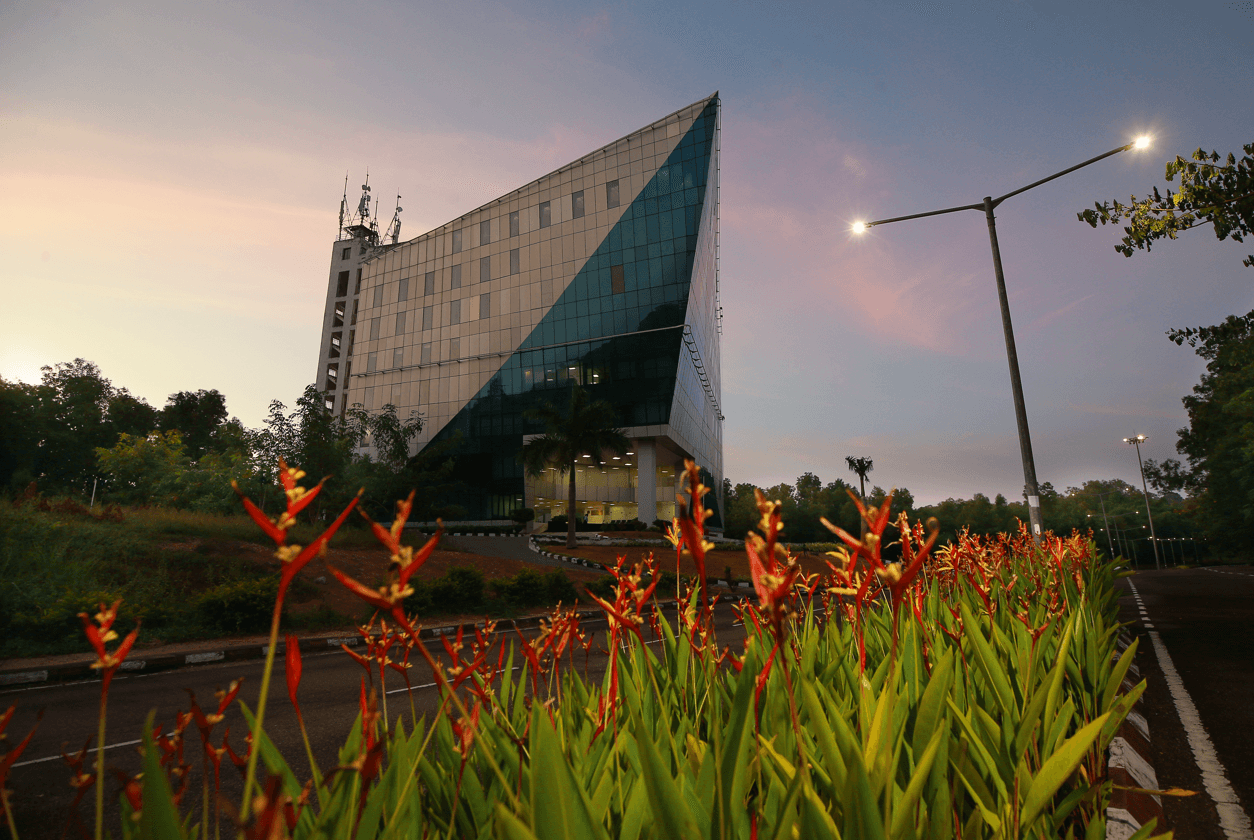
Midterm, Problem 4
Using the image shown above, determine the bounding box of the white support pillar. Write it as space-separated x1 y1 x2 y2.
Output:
635 439 656 526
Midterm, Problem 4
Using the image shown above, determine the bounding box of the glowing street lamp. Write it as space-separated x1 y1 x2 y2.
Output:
852 136 1152 541
1123 433 1161 570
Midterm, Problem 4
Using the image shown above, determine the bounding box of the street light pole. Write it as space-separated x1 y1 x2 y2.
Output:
853 137 1150 543
1124 434 1161 570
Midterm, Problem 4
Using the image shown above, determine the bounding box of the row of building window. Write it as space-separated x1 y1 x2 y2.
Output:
449 181 620 253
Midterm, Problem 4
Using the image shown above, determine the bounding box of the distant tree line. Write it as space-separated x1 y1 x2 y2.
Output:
722 471 1204 564
0 360 462 522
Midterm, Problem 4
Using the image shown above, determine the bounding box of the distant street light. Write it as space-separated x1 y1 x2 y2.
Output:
853 137 1152 542
1123 434 1161 570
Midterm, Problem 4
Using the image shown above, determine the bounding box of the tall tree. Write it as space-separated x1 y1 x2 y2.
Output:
520 387 629 548
1078 141 1254 269
159 389 228 461
1160 309 1254 558
844 456 873 502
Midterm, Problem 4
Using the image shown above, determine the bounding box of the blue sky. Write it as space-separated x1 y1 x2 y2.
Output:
2 0 1251 503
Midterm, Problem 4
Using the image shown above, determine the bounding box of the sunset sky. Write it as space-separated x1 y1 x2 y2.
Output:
2 0 1251 503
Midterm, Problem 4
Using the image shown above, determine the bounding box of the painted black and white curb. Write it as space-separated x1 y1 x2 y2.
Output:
1107 628 1163 840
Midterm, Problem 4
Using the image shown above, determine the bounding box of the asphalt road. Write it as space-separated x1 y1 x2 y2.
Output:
1116 566 1254 840
11 568 1251 839
3 601 746 839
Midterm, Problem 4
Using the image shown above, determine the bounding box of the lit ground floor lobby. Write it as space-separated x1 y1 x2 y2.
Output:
524 436 692 526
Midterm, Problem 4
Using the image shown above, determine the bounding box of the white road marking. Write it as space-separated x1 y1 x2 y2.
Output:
1128 579 1253 840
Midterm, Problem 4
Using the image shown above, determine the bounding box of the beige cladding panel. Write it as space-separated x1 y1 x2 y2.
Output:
348 99 707 444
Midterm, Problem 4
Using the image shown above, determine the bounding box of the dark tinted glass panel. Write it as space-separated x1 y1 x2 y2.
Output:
510 248 519 275
451 265 462 289
480 293 490 319
606 180 620 208
424 271 435 295
398 278 408 301
450 300 461 325
480 255 490 283
539 201 551 228
572 190 584 219
452 229 463 253
336 271 349 297
480 219 491 245
509 211 519 237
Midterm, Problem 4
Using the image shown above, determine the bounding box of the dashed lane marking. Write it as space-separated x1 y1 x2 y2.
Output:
1128 579 1253 840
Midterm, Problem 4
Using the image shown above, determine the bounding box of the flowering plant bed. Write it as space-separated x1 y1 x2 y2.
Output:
0 461 1155 839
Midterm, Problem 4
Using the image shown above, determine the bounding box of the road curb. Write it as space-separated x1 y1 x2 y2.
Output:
0 604 684 689
1107 629 1165 839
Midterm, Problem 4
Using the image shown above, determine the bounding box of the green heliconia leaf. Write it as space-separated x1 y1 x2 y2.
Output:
840 743 886 839
1020 712 1110 831
529 705 609 840
801 680 849 794
630 704 700 840
1101 637 1139 712
494 803 542 840
960 601 1017 719
911 648 953 761
713 640 759 838
138 710 187 840
889 726 943 839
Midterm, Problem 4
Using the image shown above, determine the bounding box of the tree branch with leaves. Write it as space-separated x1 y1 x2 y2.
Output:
1078 142 1254 269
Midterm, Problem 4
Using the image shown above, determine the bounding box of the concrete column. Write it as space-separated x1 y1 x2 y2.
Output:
635 439 656 526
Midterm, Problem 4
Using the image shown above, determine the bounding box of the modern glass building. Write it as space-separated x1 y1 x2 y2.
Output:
315 93 723 528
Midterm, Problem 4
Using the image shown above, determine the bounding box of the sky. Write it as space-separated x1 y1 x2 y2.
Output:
2 0 1252 505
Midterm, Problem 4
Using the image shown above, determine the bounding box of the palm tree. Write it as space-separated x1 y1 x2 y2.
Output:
845 456 873 536
845 456 873 500
520 387 629 548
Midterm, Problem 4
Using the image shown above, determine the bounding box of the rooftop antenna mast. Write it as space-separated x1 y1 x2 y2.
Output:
356 171 373 227
337 172 349 239
385 193 403 244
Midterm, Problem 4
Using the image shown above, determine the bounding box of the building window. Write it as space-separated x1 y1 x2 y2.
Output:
606 180 620 209
370 317 381 340
392 347 404 369
452 229 463 253
480 292 490 319
611 264 625 294
367 351 377 372
336 270 349 297
398 277 409 301
450 299 461 325
510 248 519 275
373 286 384 308
451 264 462 289
509 210 519 237
539 201 551 228
421 342 432 364
341 247 351 260
424 271 435 295
422 306 433 330
572 190 585 219
395 311 406 335
480 219 491 246
480 255 490 284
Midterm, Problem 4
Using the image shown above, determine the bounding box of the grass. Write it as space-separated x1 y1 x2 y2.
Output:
0 499 596 658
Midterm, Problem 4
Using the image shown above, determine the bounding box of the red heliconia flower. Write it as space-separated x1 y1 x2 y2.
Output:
111 769 143 821
78 600 140 693
330 505 442 626
224 730 252 780
675 460 714 611
450 702 481 761
1 706 42 818
62 736 95 809
284 634 303 716
233 460 363 604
